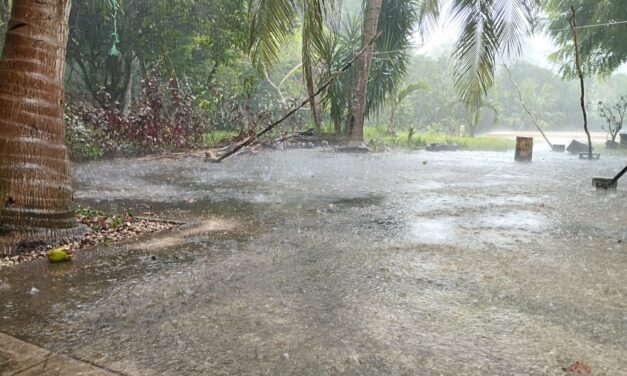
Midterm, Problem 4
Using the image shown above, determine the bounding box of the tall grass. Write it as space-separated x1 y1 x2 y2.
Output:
364 127 514 151
203 131 239 148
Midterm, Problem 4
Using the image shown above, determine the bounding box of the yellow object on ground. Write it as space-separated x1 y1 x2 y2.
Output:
48 247 73 263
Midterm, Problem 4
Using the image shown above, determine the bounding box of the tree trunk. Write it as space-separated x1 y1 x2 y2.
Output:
0 0 77 237
388 101 398 135
470 108 480 137
569 7 592 158
348 0 382 144
121 56 134 116
303 57 321 132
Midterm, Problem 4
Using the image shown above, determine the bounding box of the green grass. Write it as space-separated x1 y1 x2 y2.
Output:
202 126 517 152
364 127 515 151
203 131 238 148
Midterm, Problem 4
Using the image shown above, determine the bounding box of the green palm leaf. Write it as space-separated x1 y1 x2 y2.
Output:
248 0 298 69
451 0 532 109
397 80 431 103
366 0 418 116
417 0 440 35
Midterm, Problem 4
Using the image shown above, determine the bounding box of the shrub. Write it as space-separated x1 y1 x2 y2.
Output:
65 112 104 161
72 68 208 158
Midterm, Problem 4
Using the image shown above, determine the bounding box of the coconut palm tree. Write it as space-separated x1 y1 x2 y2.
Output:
315 1 417 136
249 0 333 132
0 0 122 243
0 0 78 240
347 0 382 143
252 0 536 142
450 0 535 110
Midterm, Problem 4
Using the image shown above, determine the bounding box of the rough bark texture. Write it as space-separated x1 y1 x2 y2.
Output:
0 0 77 236
348 0 382 143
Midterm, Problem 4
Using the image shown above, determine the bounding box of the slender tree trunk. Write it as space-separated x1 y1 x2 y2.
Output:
303 57 321 132
388 101 397 135
348 0 382 144
471 109 480 137
0 0 77 237
121 56 134 116
301 0 323 133
569 7 592 158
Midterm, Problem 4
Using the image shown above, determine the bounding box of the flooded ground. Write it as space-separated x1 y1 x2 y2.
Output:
1 149 626 375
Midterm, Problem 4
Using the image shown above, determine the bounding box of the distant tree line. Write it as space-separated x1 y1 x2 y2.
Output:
380 56 627 137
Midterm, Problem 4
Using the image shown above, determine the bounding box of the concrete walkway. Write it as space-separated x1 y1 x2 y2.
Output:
0 332 116 376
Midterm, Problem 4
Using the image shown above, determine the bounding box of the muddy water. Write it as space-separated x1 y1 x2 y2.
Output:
1 150 626 375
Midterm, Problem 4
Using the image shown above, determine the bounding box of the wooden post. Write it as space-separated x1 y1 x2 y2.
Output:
515 137 533 162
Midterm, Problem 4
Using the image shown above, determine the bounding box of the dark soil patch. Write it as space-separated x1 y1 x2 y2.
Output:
0 209 182 268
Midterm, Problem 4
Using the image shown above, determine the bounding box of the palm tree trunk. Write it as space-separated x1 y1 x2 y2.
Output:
348 0 382 144
388 101 398 135
301 3 322 133
0 0 77 237
303 57 321 132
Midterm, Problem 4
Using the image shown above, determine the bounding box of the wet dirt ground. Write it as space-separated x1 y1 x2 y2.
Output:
1 149 626 375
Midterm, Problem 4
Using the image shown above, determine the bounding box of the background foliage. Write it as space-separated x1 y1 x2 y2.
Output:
1 0 626 160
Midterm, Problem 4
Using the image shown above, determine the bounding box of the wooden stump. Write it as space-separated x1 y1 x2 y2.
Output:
515 137 533 162
551 144 565 152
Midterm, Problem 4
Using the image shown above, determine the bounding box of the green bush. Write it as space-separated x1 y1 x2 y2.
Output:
65 113 104 162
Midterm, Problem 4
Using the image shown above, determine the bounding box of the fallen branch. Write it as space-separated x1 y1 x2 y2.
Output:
210 32 383 163
503 64 553 148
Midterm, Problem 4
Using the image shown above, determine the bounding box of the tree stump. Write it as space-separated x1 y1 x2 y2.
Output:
515 137 533 162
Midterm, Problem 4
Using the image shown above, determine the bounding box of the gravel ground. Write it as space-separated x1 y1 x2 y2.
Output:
0 214 179 269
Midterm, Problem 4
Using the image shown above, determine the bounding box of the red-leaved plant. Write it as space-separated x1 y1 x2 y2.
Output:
74 67 206 157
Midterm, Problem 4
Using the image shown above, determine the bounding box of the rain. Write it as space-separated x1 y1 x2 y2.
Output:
0 0 626 375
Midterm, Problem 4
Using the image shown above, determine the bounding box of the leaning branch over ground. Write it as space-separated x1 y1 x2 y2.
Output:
503 64 553 147
210 32 383 163
569 7 592 158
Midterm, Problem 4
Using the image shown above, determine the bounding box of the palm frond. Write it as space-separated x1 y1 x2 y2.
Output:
248 0 297 70
451 0 532 108
366 0 418 116
397 80 431 103
318 14 361 132
417 0 440 36
302 0 331 129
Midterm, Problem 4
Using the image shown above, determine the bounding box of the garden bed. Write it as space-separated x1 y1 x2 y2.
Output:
0 208 182 268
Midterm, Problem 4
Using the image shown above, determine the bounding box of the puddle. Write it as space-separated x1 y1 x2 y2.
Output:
2 149 626 375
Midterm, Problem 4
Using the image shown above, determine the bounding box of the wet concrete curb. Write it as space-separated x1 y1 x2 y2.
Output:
0 332 119 375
